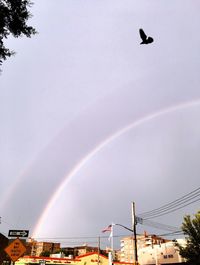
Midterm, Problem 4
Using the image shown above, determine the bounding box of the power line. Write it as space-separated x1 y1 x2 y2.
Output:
59 241 99 245
138 186 200 217
141 219 179 232
34 236 101 240
138 186 200 219
157 230 184 237
33 234 131 241
143 197 200 219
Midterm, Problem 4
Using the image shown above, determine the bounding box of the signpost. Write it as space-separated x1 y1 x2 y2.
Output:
4 238 26 262
8 230 29 238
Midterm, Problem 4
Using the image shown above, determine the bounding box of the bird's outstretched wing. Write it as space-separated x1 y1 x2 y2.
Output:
139 28 147 41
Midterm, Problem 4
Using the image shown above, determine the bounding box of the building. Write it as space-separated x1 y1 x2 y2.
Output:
61 245 99 258
26 239 60 256
15 255 79 265
26 240 105 259
120 233 169 263
120 233 186 265
15 252 133 265
76 252 132 265
73 246 98 257
58 247 75 258
138 239 186 265
25 240 100 258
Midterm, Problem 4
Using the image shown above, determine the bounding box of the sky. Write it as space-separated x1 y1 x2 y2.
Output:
0 0 200 249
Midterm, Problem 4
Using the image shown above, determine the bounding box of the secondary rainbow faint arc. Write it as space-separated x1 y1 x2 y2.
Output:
32 99 200 237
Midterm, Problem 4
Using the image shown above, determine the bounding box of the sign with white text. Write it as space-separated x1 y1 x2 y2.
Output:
8 230 29 238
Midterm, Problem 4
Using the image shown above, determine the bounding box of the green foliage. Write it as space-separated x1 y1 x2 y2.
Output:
61 249 74 256
40 250 51 257
0 0 36 65
53 249 62 254
177 211 200 265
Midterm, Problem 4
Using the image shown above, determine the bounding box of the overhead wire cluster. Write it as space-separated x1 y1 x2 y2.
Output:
158 230 184 237
137 186 200 220
141 219 179 232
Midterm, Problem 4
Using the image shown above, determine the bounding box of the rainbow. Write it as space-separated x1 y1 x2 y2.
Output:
32 98 200 237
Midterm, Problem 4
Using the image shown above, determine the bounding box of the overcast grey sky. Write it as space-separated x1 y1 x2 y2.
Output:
0 0 200 247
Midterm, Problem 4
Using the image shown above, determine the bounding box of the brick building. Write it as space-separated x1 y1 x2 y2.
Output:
26 239 60 256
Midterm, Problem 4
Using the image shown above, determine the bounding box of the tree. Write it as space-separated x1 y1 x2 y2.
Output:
0 0 36 66
40 250 51 257
177 211 200 264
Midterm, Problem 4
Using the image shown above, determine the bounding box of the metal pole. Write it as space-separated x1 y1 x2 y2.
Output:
131 202 138 264
110 224 114 265
97 236 100 265
111 224 114 253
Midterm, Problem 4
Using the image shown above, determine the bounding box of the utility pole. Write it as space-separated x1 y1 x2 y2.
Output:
131 202 138 264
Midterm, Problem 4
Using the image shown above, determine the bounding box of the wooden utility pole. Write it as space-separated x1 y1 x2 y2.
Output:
131 202 138 264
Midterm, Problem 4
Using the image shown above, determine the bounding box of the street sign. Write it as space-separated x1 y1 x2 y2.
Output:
4 238 26 262
8 230 29 238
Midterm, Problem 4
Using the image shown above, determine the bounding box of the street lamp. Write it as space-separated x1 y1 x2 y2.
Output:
115 223 133 232
115 223 138 264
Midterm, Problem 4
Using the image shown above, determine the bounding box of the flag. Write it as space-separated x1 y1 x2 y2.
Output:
102 224 112 233
102 224 115 251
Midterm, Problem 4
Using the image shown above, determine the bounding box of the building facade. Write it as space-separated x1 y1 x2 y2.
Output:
138 240 186 265
120 234 185 265
26 239 60 256
120 234 168 263
61 245 99 258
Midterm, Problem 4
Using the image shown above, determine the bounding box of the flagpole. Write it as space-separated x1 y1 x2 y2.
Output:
111 224 114 252
109 224 114 265
101 223 114 265
98 236 100 265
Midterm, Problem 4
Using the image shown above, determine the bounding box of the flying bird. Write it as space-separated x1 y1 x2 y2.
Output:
139 28 154 44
